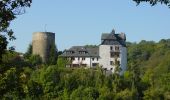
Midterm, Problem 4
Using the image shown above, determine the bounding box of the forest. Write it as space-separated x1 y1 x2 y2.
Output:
0 39 170 100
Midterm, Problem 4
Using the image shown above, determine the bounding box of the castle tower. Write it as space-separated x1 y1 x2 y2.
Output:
99 29 127 74
32 32 55 63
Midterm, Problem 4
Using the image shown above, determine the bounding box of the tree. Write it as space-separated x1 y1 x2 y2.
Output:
24 43 32 59
27 80 43 99
98 86 114 100
113 58 121 93
0 0 32 61
114 89 136 100
29 55 42 67
83 87 99 99
47 43 57 65
57 57 68 68
133 0 170 7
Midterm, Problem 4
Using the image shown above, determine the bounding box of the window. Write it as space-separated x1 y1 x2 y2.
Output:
92 58 94 61
110 46 113 50
110 52 120 58
79 51 86 54
110 68 113 70
110 61 113 65
81 64 87 67
97 58 98 61
73 64 79 67
115 60 120 66
110 52 114 58
115 46 119 51
66 51 74 54
78 57 80 60
117 61 120 66
71 57 75 60
92 63 98 67
79 51 81 54
82 58 86 60
116 52 120 57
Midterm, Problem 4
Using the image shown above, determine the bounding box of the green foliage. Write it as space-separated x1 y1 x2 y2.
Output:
57 56 73 68
98 86 114 100
0 35 8 62
0 51 30 72
0 0 32 60
70 86 84 100
29 55 42 66
127 39 170 99
24 43 32 59
47 43 57 65
1 39 170 99
133 0 170 7
27 80 43 98
70 86 99 100
114 88 137 100
57 57 67 68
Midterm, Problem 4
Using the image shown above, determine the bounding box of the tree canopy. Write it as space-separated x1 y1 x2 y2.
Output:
0 0 32 61
1 39 170 99
133 0 170 7
1 1 170 99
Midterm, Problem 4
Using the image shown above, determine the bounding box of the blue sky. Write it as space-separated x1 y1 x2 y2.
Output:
10 0 170 53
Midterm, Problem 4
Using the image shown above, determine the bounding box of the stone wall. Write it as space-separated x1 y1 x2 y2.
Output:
32 32 55 62
99 45 127 74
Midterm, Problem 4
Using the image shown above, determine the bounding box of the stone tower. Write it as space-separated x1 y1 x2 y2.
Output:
32 32 55 63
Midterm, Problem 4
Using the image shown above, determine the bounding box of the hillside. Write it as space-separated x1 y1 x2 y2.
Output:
0 39 170 99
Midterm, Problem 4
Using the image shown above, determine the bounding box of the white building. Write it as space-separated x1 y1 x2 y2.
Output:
99 29 127 74
61 46 99 68
61 29 127 74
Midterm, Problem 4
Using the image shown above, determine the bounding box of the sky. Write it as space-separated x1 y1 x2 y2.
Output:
9 0 170 53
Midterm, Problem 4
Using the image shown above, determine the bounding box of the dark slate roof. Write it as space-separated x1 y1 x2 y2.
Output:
101 40 126 47
61 46 99 57
101 29 126 47
101 33 126 40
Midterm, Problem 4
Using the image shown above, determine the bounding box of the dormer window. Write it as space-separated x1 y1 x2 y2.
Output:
79 51 86 54
66 51 74 54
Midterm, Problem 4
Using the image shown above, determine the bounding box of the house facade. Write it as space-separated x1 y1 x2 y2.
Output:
61 46 99 68
61 29 127 74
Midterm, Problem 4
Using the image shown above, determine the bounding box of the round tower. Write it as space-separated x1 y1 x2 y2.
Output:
32 32 55 63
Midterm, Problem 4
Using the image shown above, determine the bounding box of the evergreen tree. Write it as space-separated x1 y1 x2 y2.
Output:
24 43 32 59
47 43 57 65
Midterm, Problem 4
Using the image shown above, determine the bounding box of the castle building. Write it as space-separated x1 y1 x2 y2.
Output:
99 29 127 74
61 29 127 74
32 32 56 63
61 46 99 68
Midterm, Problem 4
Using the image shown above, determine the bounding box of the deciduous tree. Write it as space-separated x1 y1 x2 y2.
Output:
133 0 170 7
0 0 32 61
